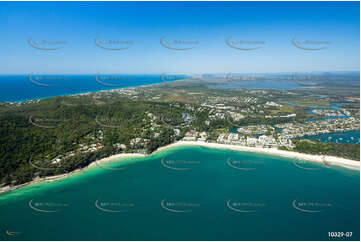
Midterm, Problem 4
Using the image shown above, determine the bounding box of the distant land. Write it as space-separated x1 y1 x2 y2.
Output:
0 74 359 193
0 71 359 102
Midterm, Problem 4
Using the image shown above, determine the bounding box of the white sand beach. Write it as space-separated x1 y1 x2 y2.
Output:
0 141 359 195
87 153 146 168
0 153 146 195
157 141 360 169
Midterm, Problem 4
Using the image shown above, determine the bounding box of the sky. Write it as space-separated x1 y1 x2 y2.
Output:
0 1 359 74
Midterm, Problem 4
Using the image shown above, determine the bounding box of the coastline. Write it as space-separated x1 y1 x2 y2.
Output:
1 84 153 104
1 76 189 104
158 141 360 169
0 153 146 196
0 141 359 196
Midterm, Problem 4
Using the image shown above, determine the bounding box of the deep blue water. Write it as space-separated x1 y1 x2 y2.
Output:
298 130 360 144
0 75 183 102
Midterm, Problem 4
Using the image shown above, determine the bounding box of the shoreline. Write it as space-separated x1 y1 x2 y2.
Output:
0 77 191 104
1 85 154 104
0 153 146 196
0 141 359 196
158 141 360 169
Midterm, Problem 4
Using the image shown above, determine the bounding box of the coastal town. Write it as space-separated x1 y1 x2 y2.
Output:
0 1 360 241
95 85 360 151
0 75 360 190
41 99 359 166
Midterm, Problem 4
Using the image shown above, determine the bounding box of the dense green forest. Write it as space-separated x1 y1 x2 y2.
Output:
0 97 191 186
293 140 360 161
0 83 359 188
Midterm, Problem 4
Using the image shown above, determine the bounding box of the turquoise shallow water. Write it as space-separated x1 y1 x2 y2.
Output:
0 145 359 241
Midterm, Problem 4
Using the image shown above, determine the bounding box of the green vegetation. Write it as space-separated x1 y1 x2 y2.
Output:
294 140 360 161
0 79 359 188
0 98 183 186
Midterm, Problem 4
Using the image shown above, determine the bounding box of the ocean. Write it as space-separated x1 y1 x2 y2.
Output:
298 130 360 144
0 145 359 241
0 74 184 103
0 75 309 103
